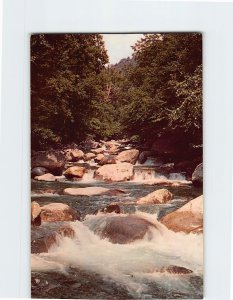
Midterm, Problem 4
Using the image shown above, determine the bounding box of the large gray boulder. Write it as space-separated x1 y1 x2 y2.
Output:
192 163 203 186
31 151 66 175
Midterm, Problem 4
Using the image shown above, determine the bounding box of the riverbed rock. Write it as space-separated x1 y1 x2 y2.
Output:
192 163 203 186
64 166 85 178
31 151 66 175
160 195 203 233
92 148 104 154
137 188 173 205
138 151 151 164
94 163 134 182
159 265 193 274
34 173 57 182
31 201 41 226
99 155 116 165
84 152 96 161
64 149 84 161
64 186 110 196
95 153 105 162
116 149 139 165
40 203 79 222
31 167 48 178
95 204 121 215
84 214 159 244
31 224 75 253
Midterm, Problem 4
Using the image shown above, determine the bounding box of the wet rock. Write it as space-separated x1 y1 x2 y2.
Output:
99 155 116 165
94 163 134 182
31 201 41 226
34 173 56 182
160 195 203 233
84 152 96 161
160 265 193 274
31 167 48 178
138 151 151 164
84 214 158 244
96 204 121 215
116 149 139 165
64 166 85 178
31 150 66 175
31 225 75 253
192 163 203 186
137 188 173 205
64 186 110 196
40 203 79 222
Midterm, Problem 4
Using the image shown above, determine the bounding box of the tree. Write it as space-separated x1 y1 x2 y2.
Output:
31 34 108 150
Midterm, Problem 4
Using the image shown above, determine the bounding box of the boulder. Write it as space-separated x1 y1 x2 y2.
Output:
31 225 75 254
64 166 85 178
84 152 96 161
84 214 159 244
31 201 41 226
40 203 79 222
95 204 121 215
94 163 134 182
64 186 110 196
95 153 105 162
160 195 203 233
64 149 84 161
31 167 48 178
138 151 151 164
192 163 203 186
159 265 193 274
137 188 173 205
92 148 104 154
31 151 66 175
116 149 139 165
34 173 56 182
99 155 116 165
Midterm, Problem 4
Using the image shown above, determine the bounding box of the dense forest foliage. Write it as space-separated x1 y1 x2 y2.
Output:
31 33 202 151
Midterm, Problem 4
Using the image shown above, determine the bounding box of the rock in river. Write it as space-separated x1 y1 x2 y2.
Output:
64 166 85 178
64 186 110 196
34 173 57 182
137 188 173 205
160 195 203 233
116 149 139 165
84 214 159 244
40 203 79 222
192 163 203 186
31 150 66 175
94 163 134 182
31 167 48 178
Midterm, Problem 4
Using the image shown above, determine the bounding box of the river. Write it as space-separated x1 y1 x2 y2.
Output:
31 162 203 299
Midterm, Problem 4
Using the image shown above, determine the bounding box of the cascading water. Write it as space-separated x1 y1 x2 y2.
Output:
31 212 203 299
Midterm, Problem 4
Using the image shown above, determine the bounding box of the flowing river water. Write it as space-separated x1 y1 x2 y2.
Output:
31 162 203 299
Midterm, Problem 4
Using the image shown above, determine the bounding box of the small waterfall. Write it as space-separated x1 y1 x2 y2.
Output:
136 157 163 167
133 166 166 182
168 173 186 181
82 168 96 182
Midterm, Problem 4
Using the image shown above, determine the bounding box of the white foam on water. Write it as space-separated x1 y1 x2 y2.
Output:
31 212 203 297
169 173 186 181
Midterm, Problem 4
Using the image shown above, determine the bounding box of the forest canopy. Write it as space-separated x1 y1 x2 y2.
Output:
31 33 202 151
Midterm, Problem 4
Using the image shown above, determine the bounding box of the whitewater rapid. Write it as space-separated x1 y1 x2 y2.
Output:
31 212 203 298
